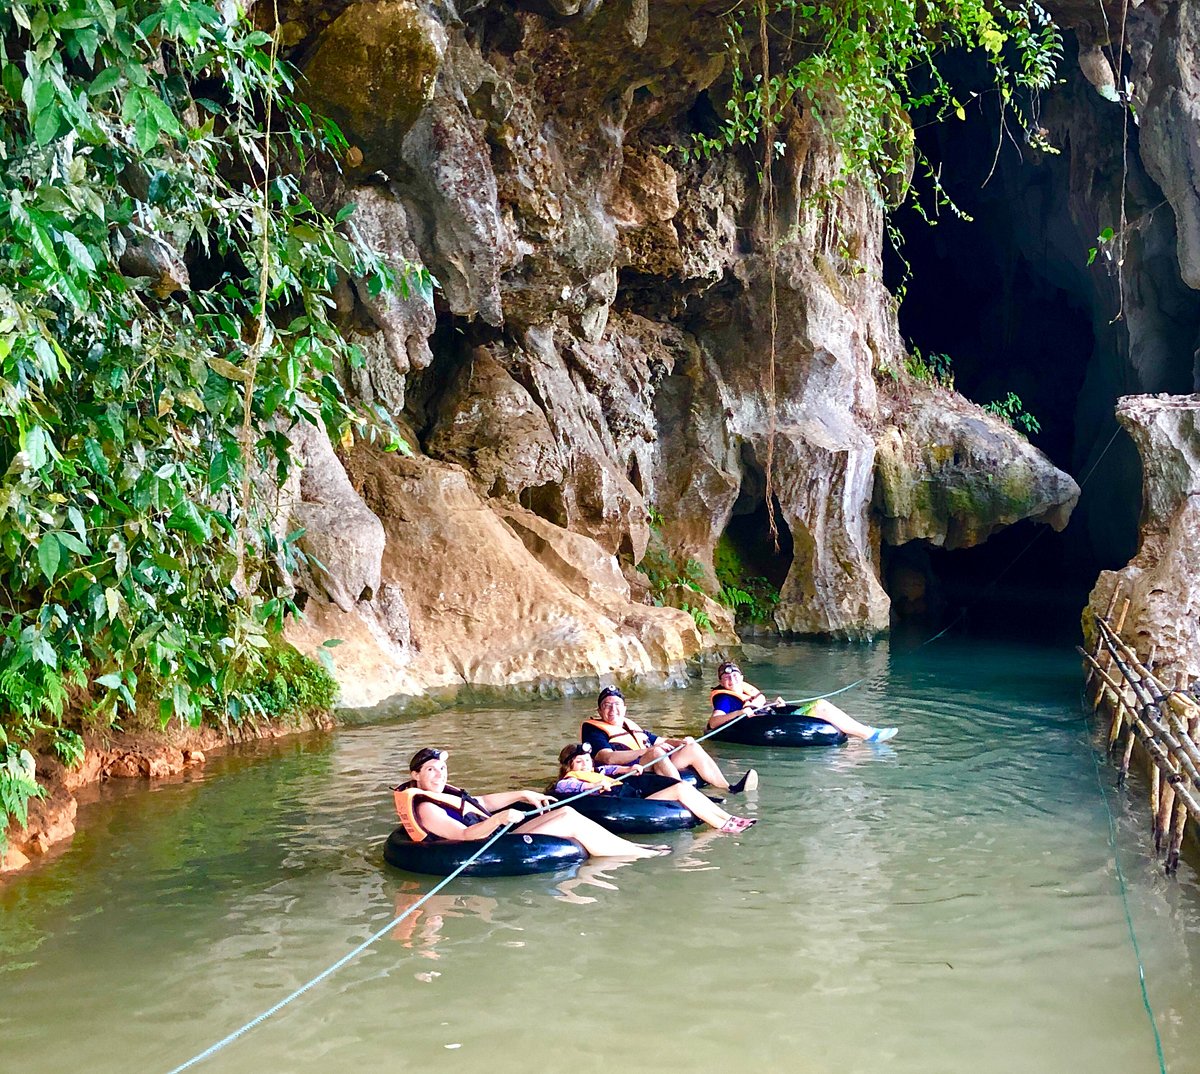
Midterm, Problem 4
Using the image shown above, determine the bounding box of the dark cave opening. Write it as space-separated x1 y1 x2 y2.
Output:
722 496 794 592
877 52 1194 634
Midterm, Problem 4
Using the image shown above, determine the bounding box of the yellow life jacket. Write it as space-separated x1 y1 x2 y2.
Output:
710 680 765 708
393 784 489 842
582 716 651 752
559 768 621 792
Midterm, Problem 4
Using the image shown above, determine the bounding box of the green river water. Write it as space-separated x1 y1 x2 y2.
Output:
4 635 1200 1073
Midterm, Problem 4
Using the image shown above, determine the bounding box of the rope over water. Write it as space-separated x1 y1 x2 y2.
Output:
163 821 517 1074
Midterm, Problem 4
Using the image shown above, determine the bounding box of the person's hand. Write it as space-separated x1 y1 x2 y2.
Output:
774 696 785 705
502 808 526 825
682 736 695 745
628 764 644 776
522 791 553 808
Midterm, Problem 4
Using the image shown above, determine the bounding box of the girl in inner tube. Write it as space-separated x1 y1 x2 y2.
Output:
555 742 756 833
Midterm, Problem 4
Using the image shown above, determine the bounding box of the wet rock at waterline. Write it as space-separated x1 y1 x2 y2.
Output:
1086 394 1200 683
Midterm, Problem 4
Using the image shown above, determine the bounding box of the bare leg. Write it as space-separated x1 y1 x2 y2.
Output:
671 742 730 789
639 744 684 780
646 783 732 829
515 807 660 858
810 699 875 739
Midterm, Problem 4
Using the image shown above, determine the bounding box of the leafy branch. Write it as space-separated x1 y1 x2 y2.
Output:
0 0 426 844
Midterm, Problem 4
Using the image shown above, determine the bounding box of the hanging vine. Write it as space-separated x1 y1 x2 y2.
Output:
677 0 1062 547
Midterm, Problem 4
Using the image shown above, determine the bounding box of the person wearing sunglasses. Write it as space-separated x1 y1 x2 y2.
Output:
394 748 664 858
707 661 898 743
554 743 756 833
583 686 758 793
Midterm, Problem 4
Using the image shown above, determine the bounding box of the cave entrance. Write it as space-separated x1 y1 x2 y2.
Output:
720 494 793 593
879 48 1175 630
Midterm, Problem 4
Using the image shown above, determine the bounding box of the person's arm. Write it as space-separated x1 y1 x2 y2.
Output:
707 708 743 729
708 694 756 729
554 776 597 795
595 746 643 765
475 789 554 811
414 801 525 842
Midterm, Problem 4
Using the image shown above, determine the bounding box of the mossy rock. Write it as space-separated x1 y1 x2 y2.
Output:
301 0 446 172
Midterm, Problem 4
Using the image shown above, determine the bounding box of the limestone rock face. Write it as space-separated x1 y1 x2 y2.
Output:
296 448 701 712
301 0 446 175
876 383 1081 549
285 420 387 614
426 347 564 498
1130 0 1200 292
275 0 1086 701
1086 394 1200 681
340 187 436 411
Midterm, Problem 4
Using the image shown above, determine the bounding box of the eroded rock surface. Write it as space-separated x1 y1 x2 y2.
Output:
274 0 1083 701
876 382 1081 549
1086 394 1200 682
288 448 701 712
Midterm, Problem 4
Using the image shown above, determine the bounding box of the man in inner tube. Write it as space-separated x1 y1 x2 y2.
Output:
706 660 898 742
582 686 758 793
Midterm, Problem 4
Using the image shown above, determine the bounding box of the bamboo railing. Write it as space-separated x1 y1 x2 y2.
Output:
1079 590 1200 875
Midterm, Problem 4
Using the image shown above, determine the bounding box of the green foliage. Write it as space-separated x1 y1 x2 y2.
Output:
713 536 780 627
682 0 1062 206
0 746 43 853
905 346 954 389
1087 224 1115 266
639 517 714 632
238 642 338 723
983 391 1040 435
0 1 420 831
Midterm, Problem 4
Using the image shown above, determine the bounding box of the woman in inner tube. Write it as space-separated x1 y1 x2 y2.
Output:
555 742 756 833
706 660 899 742
394 748 664 859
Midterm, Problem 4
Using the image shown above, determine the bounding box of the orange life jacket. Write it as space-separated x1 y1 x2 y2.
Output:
582 716 652 752
710 680 765 709
393 784 490 842
557 768 621 792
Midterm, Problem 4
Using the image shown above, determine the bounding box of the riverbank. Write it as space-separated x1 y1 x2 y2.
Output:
1 713 335 876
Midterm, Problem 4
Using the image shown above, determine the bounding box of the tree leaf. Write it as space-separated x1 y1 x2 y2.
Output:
207 356 252 383
38 533 62 582
166 500 210 542
62 232 96 272
134 108 159 152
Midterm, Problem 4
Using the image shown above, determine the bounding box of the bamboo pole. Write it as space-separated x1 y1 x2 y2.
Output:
1089 621 1200 826
1093 627 1200 782
1098 600 1131 737
1087 587 1122 693
1155 753 1175 852
1086 614 1200 871
1115 707 1200 821
1167 796 1188 875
